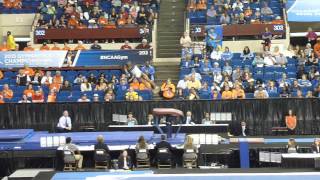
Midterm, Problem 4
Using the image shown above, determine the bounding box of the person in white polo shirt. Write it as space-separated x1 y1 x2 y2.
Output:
56 110 72 133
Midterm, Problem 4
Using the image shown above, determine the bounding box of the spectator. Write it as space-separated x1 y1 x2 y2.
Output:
196 0 207 10
240 46 254 61
264 53 276 66
275 53 288 67
213 71 223 84
221 47 233 61
93 94 100 102
181 54 194 69
279 85 291 98
120 40 133 50
212 62 221 74
19 94 31 103
95 79 107 91
51 42 61 50
177 76 189 90
73 74 86 85
210 47 222 60
189 69 202 81
40 42 50 51
295 89 304 98
232 67 242 81
90 40 102 50
306 91 314 98
266 80 278 94
126 87 139 101
41 71 53 86
187 75 201 90
180 32 192 48
188 87 200 100
232 84 245 99
232 0 243 11
161 78 176 100
252 53 265 67
223 61 233 76
254 86 269 99
6 31 16 51
221 86 233 99
81 79 92 92
261 2 273 16
21 64 35 77
206 5 216 20
87 73 97 85
314 38 320 57
136 39 151 49
175 88 185 100
32 88 44 103
304 43 313 57
141 61 155 81
211 89 221 100
306 52 319 66
245 80 255 93
74 41 86 50
306 27 318 47
78 94 91 102
298 74 312 88
61 80 72 91
262 27 272 48
200 60 212 75
16 70 31 86
220 12 231 25
47 90 57 103
23 42 34 51
1 84 13 99
23 84 35 99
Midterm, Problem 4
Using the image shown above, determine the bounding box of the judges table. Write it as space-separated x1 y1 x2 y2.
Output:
107 124 229 134
281 153 320 168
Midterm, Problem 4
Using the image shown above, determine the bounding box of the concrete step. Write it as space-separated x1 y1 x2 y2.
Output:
157 53 181 58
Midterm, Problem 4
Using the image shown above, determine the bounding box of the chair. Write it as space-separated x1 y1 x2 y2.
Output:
183 149 197 168
136 149 150 169
63 150 77 171
157 148 172 169
94 149 110 169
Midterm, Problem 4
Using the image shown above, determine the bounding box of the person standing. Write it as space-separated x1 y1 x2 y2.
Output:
285 109 297 135
56 110 72 133
6 31 16 51
306 27 318 47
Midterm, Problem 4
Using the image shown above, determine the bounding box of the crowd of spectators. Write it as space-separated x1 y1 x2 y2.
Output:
36 0 159 29
188 0 284 25
0 60 156 103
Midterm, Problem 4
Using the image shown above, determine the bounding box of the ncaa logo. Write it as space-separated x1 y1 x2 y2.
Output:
35 30 45 36
273 25 284 31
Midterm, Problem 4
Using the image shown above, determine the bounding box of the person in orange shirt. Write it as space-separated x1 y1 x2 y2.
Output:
51 42 61 50
74 41 86 50
188 0 196 11
62 42 71 51
68 15 79 29
23 42 34 51
47 90 57 103
0 70 3 79
117 14 127 26
40 42 50 51
77 22 87 29
1 84 13 99
221 86 233 99
21 64 35 77
232 84 246 99
3 0 21 8
0 42 9 51
161 78 176 99
196 0 207 10
32 89 44 103
23 84 35 98
0 94 4 104
53 71 64 84
314 38 320 57
130 78 140 90
98 15 108 27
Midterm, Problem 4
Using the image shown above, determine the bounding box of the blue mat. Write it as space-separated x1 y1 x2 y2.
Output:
0 129 34 141
52 172 320 180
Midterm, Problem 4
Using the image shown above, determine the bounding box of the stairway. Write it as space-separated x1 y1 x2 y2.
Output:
156 0 186 58
153 61 180 100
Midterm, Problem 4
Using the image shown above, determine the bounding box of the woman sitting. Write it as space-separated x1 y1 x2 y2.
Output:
183 136 198 166
286 138 298 153
161 78 176 99
135 136 149 160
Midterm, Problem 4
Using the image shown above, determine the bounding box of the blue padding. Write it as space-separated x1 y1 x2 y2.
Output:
0 129 34 141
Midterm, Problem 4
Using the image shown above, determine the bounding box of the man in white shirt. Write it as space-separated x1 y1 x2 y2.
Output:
185 111 195 125
56 110 72 133
177 76 189 90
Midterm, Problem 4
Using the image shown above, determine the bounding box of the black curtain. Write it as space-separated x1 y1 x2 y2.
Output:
1 98 320 135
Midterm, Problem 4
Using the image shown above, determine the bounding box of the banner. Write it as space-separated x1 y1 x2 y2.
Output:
0 51 67 68
287 0 320 22
74 50 152 67
205 25 223 49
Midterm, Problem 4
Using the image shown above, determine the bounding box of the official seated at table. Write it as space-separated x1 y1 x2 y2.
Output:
185 111 195 125
147 114 154 125
233 121 249 136
56 110 72 133
202 112 214 124
311 139 320 153
118 150 133 170
287 138 299 153
63 137 83 169
183 136 198 162
155 135 175 166
135 136 149 160
94 135 110 163
127 112 138 126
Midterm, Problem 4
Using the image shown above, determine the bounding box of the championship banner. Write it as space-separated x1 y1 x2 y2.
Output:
74 50 152 67
205 25 223 49
287 0 320 22
0 51 67 68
